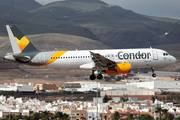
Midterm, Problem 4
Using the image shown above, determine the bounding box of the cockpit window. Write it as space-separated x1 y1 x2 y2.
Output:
163 53 169 56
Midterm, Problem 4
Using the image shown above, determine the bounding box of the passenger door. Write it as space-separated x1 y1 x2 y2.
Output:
152 50 158 60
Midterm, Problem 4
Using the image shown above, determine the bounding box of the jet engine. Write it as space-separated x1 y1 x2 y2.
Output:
105 63 131 75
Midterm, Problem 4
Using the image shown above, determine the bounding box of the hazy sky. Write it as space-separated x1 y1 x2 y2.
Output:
35 0 180 20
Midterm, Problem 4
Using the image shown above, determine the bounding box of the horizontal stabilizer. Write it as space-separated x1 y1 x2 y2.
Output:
13 55 31 63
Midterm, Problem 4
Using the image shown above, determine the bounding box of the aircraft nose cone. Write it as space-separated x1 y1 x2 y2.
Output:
166 56 176 65
171 56 176 63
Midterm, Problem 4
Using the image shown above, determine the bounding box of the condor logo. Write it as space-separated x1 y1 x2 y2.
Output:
118 51 151 60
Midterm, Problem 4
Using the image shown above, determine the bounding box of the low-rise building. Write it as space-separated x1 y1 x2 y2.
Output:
0 83 34 92
34 83 58 91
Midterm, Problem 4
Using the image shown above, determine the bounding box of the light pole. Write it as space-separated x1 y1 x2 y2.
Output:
71 89 74 120
8 105 10 120
96 81 99 120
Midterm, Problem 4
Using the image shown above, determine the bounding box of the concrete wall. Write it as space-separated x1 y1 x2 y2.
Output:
100 84 137 90
100 90 155 96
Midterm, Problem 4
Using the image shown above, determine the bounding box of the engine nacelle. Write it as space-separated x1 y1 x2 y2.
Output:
105 63 131 75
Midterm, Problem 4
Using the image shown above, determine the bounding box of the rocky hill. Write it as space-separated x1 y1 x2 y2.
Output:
0 0 41 11
0 33 111 57
0 0 180 59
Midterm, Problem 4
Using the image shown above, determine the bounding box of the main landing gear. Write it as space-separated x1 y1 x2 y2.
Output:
90 70 103 80
151 67 156 77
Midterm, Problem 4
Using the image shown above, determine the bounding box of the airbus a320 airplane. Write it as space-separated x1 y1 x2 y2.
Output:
4 25 176 80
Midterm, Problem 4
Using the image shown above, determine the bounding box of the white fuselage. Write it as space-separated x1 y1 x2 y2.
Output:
40 48 176 70
4 25 177 79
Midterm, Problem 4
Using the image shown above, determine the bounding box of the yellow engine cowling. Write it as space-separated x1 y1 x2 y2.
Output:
105 63 131 75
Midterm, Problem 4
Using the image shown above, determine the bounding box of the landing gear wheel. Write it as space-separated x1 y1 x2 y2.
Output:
90 74 96 80
151 67 156 77
90 70 96 80
97 74 103 79
152 73 156 77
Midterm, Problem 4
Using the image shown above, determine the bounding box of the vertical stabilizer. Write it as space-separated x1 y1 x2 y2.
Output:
6 25 21 54
6 25 38 53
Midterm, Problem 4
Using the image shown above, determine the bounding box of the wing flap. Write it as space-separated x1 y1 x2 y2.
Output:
90 51 115 70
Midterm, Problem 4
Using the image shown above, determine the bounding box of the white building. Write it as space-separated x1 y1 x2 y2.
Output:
128 80 180 89
63 81 137 92
86 107 100 120
0 83 34 92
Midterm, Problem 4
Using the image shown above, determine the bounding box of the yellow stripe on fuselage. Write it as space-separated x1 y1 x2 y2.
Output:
40 51 67 66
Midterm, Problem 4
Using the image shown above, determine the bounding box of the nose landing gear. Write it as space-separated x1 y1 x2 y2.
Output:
151 67 156 77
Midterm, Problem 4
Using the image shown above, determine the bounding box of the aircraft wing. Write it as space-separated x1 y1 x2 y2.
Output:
90 51 116 70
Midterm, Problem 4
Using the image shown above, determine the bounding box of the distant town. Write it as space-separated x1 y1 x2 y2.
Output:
1 68 180 120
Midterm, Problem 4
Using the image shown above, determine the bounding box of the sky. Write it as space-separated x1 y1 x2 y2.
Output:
35 0 180 20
